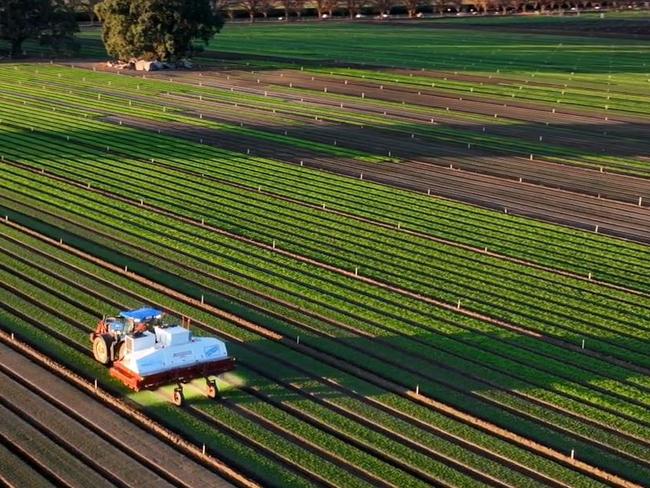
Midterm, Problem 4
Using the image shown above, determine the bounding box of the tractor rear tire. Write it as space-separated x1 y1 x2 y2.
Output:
93 335 112 365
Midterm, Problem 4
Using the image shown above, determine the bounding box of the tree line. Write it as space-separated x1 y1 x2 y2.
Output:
216 0 637 20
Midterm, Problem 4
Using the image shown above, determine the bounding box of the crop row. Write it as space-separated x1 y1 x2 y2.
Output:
0 265 415 488
208 24 650 97
265 82 650 174
7 66 650 178
4 120 650 398
3 163 649 463
5 102 647 344
0 232 515 487
1 165 648 479
0 77 648 297
0 300 315 488
2 66 644 436
3 123 650 349
203 49 646 110
0 68 391 164
3 94 648 340
306 67 650 116
0 224 586 488
0 220 633 487
4 65 649 254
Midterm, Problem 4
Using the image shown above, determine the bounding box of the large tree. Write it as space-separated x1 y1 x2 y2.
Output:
95 0 223 61
0 0 78 57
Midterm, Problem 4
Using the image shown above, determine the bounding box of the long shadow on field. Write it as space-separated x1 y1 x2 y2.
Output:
0 35 107 61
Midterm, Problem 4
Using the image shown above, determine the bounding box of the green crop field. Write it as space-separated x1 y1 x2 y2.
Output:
1 13 649 488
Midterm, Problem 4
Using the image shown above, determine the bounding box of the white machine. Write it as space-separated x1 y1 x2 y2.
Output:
91 308 235 405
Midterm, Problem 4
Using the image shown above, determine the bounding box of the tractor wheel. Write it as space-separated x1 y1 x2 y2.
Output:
93 335 112 365
207 382 219 399
114 341 126 361
172 388 184 407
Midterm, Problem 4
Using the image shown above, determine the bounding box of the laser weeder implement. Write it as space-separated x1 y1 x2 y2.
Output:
91 308 235 405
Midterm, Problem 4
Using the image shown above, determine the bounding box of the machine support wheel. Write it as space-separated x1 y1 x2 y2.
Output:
206 378 219 399
172 386 184 407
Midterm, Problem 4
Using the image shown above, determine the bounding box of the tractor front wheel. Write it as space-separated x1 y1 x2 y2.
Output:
93 335 112 365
